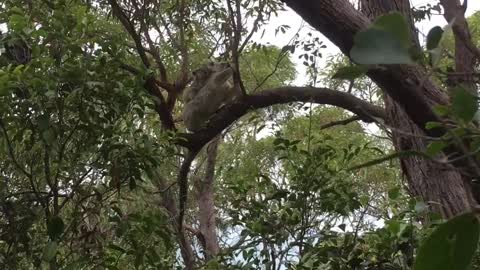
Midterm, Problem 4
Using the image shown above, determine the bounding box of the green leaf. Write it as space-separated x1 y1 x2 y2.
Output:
108 244 127 253
386 220 401 235
281 45 295 54
351 28 413 65
42 129 56 145
373 12 411 48
414 213 479 270
332 65 368 80
433 105 450 117
37 114 50 131
9 14 28 32
350 12 413 65
47 216 64 240
425 121 442 130
426 141 447 156
451 87 478 122
129 177 137 190
426 26 444 50
388 187 401 200
42 241 58 262
414 201 428 213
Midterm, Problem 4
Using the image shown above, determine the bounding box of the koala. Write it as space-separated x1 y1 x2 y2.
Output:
183 62 241 132
182 62 232 103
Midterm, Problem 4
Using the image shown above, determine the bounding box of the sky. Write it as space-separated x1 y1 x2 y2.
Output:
254 0 480 85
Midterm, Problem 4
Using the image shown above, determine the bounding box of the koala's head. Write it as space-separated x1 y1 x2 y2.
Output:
192 68 210 82
192 61 231 83
206 61 230 72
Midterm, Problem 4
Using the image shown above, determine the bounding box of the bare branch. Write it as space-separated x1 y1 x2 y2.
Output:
320 116 361 130
0 118 32 178
227 0 247 96
238 0 266 53
109 0 151 68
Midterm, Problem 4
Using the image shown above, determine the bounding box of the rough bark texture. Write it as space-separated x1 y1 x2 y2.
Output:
285 0 476 217
359 0 476 218
194 136 221 260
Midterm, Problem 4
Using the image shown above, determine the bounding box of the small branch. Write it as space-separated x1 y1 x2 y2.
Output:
320 116 361 129
238 0 266 53
140 14 168 82
117 61 175 91
109 0 151 68
0 118 32 178
227 0 247 96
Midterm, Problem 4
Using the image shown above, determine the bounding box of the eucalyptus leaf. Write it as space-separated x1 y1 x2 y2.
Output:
426 26 444 50
451 87 478 122
332 65 368 80
42 241 58 262
47 216 64 240
414 213 479 270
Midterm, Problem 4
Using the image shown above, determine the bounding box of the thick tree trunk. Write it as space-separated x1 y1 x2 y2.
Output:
359 0 475 218
283 0 477 218
194 136 221 260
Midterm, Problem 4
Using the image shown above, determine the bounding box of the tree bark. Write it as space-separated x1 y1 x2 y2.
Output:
359 0 476 218
194 136 221 260
285 0 477 217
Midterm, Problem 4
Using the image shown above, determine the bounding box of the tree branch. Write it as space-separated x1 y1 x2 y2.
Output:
177 149 200 231
320 116 361 130
177 86 385 150
109 0 176 130
109 0 150 68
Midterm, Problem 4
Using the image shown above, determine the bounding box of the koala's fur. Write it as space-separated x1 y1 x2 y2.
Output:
183 62 241 132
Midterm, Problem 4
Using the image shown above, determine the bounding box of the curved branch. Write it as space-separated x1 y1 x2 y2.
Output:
177 86 385 150
175 149 199 270
177 149 200 230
